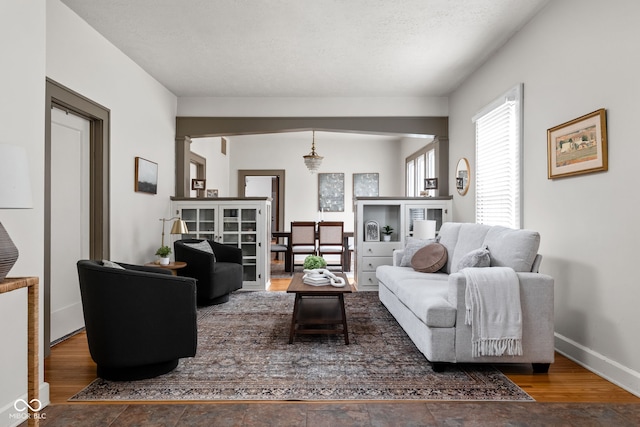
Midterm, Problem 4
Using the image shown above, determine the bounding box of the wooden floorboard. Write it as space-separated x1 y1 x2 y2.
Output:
46 274 640 405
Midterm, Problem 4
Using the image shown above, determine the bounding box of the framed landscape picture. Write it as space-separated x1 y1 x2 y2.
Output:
134 157 158 194
547 109 608 179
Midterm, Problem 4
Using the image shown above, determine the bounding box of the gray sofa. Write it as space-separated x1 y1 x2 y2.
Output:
376 222 554 372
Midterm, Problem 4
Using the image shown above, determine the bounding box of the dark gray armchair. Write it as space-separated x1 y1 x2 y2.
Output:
76 260 197 381
174 239 243 305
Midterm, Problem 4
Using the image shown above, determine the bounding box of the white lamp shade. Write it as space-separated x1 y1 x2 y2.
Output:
0 144 33 209
413 220 436 239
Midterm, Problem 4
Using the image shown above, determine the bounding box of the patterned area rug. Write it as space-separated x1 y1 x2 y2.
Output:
70 292 532 402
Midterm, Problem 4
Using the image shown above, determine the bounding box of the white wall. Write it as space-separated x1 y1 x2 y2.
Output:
228 132 405 231
47 0 178 262
191 137 230 197
1 1 178 422
0 2 47 424
449 0 640 395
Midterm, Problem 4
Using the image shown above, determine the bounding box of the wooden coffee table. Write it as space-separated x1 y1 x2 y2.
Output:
286 272 354 344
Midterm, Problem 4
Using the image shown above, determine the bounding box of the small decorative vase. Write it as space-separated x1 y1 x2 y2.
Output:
383 235 391 242
159 257 170 266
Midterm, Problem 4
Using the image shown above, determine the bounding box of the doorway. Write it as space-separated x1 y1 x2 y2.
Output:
49 107 90 342
238 170 285 233
45 79 110 354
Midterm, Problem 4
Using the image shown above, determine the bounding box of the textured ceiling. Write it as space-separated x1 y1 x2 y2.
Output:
60 0 549 98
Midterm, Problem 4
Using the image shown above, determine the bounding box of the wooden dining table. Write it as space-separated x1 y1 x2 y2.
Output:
273 230 354 272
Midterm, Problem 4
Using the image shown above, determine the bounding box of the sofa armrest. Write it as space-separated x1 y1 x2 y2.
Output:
392 249 404 266
210 240 243 264
448 271 554 312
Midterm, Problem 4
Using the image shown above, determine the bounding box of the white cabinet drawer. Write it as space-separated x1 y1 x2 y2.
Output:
357 272 379 290
361 242 402 257
361 256 392 272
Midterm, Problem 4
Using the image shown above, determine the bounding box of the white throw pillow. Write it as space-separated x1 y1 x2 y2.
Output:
102 260 125 269
185 240 215 257
457 245 491 270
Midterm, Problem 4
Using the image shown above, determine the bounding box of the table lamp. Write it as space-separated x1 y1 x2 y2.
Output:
0 144 33 282
413 220 437 240
159 217 189 247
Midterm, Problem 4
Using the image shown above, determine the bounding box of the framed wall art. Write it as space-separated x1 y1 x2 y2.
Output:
547 108 608 179
353 173 379 198
318 173 345 212
134 157 158 194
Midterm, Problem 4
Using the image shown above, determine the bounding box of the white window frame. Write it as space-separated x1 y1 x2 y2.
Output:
472 84 523 229
405 143 436 197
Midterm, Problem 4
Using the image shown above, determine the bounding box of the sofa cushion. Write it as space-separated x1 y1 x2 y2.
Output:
185 240 215 255
483 226 540 272
102 260 125 269
411 243 447 273
457 245 490 270
382 276 456 328
376 265 448 295
399 237 437 267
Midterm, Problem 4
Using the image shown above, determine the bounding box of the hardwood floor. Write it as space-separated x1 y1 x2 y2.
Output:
46 276 639 405
40 274 640 425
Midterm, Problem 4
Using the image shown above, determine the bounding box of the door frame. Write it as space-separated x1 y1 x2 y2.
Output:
44 79 110 352
238 169 285 232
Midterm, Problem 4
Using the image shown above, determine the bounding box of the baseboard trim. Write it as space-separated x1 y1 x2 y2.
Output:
555 333 640 398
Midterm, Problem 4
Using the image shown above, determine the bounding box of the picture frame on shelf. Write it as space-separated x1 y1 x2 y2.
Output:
206 189 219 198
134 157 158 194
191 179 206 190
424 178 438 190
547 108 608 179
364 220 380 242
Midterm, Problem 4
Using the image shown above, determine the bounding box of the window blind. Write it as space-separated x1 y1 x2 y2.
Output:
474 85 522 229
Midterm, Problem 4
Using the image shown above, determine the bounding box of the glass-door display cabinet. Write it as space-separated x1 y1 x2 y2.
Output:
171 197 271 290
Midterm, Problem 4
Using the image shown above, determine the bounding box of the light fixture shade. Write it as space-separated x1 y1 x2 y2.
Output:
413 220 437 239
303 131 323 173
0 144 33 282
0 144 33 209
170 219 189 235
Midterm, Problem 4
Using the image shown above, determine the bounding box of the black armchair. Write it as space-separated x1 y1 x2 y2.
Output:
76 260 197 381
174 239 243 305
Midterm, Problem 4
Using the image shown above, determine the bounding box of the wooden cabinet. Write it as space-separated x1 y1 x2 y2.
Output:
171 197 271 290
354 197 452 290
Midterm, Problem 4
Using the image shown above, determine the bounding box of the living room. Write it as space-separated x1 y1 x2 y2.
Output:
2 0 640 425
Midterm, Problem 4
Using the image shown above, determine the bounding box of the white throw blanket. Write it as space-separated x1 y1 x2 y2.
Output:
463 267 523 357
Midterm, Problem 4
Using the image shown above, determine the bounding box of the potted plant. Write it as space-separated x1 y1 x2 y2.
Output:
303 255 327 270
381 225 394 242
155 245 172 265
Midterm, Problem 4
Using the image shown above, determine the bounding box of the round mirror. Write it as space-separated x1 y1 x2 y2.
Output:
455 158 470 196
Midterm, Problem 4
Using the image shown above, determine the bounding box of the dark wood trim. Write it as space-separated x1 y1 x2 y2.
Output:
176 116 448 139
175 136 191 197
189 151 206 198
45 78 110 354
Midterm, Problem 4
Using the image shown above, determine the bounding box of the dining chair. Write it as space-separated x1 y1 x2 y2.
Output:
290 221 317 269
317 221 345 269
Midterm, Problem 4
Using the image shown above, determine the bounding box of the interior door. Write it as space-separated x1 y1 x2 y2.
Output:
50 107 90 342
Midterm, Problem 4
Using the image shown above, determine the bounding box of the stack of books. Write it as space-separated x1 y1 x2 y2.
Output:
302 273 330 286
